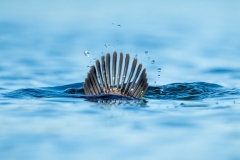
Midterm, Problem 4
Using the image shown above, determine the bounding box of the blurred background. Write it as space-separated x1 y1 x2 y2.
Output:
1 0 240 90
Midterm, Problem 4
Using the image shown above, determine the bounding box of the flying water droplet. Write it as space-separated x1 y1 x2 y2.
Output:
158 75 160 79
94 58 96 61
158 68 161 72
87 66 90 68
145 51 149 54
135 54 138 59
118 24 121 27
151 60 155 64
84 51 90 57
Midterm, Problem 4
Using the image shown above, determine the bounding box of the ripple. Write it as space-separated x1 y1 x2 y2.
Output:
2 82 240 102
205 68 240 74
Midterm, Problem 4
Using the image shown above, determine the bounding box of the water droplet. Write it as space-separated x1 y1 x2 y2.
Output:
112 23 114 25
158 68 161 72
158 75 160 79
87 66 90 68
151 60 155 64
135 54 138 59
154 81 156 83
145 51 149 54
94 58 96 61
84 51 90 57
118 24 121 27
148 57 150 60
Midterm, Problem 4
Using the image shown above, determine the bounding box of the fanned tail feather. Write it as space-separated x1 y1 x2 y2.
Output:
84 51 149 99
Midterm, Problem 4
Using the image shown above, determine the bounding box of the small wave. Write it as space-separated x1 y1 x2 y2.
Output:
145 82 240 100
205 68 240 74
2 82 240 101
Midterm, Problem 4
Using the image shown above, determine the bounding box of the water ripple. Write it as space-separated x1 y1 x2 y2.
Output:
2 82 240 101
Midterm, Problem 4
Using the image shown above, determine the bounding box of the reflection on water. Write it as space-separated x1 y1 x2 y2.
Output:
1 0 240 159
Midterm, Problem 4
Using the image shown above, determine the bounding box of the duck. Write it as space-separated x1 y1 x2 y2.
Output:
84 51 148 99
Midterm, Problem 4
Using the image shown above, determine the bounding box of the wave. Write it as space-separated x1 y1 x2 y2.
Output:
2 82 240 101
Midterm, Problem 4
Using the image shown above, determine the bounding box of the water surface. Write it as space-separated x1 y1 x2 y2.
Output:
0 0 240 159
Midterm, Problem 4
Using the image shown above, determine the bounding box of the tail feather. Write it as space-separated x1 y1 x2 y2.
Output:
112 51 117 88
84 51 149 99
121 54 130 90
117 52 123 89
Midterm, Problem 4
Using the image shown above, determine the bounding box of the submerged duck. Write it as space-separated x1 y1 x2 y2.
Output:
84 51 148 99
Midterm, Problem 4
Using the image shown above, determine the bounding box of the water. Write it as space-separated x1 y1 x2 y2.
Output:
1 0 240 159
84 51 90 57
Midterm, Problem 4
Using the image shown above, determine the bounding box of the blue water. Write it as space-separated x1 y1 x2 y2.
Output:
1 1 240 159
